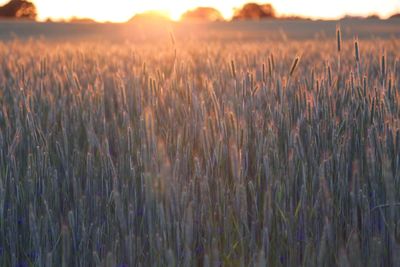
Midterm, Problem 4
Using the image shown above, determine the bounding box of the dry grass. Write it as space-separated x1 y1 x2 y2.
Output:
0 34 399 266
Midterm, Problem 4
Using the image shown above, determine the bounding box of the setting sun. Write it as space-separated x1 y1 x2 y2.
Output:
0 0 398 22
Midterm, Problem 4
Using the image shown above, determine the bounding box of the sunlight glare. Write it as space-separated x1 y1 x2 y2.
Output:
0 0 397 22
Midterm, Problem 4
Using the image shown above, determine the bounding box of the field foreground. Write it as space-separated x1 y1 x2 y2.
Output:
0 26 400 266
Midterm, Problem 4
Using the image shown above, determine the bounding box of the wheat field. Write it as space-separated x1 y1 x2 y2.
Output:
0 26 400 266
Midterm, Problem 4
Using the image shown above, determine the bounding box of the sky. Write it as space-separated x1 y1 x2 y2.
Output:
3 0 400 22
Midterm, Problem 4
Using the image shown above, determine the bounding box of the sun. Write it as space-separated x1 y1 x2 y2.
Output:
130 1 190 21
169 10 185 21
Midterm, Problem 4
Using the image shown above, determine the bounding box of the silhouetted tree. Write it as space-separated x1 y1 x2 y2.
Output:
181 7 223 22
233 3 275 20
0 0 37 19
389 13 400 19
366 14 380 20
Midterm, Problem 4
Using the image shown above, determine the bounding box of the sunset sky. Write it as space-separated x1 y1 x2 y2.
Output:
2 0 399 21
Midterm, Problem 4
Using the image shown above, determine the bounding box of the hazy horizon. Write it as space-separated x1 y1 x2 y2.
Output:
0 0 399 22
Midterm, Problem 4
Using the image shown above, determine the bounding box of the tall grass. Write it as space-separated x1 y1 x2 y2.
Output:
0 34 399 266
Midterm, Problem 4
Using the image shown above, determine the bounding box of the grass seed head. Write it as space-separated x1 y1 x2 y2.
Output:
290 56 300 77
354 39 360 62
336 26 342 52
381 52 386 79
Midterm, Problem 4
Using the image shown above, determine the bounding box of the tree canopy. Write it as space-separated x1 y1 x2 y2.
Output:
233 3 276 20
181 7 223 22
0 0 37 19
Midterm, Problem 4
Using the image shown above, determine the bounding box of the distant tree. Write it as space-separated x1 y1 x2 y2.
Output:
389 13 400 19
0 0 37 19
278 15 310 20
341 15 363 20
69 17 97 23
129 11 170 23
366 14 380 20
181 7 223 22
233 3 275 20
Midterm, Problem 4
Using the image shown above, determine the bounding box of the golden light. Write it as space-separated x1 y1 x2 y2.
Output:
29 0 241 22
0 0 397 22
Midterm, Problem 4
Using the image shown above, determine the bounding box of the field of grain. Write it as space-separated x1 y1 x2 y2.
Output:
0 21 400 266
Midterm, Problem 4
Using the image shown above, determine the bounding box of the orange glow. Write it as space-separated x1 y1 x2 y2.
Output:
0 0 398 22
